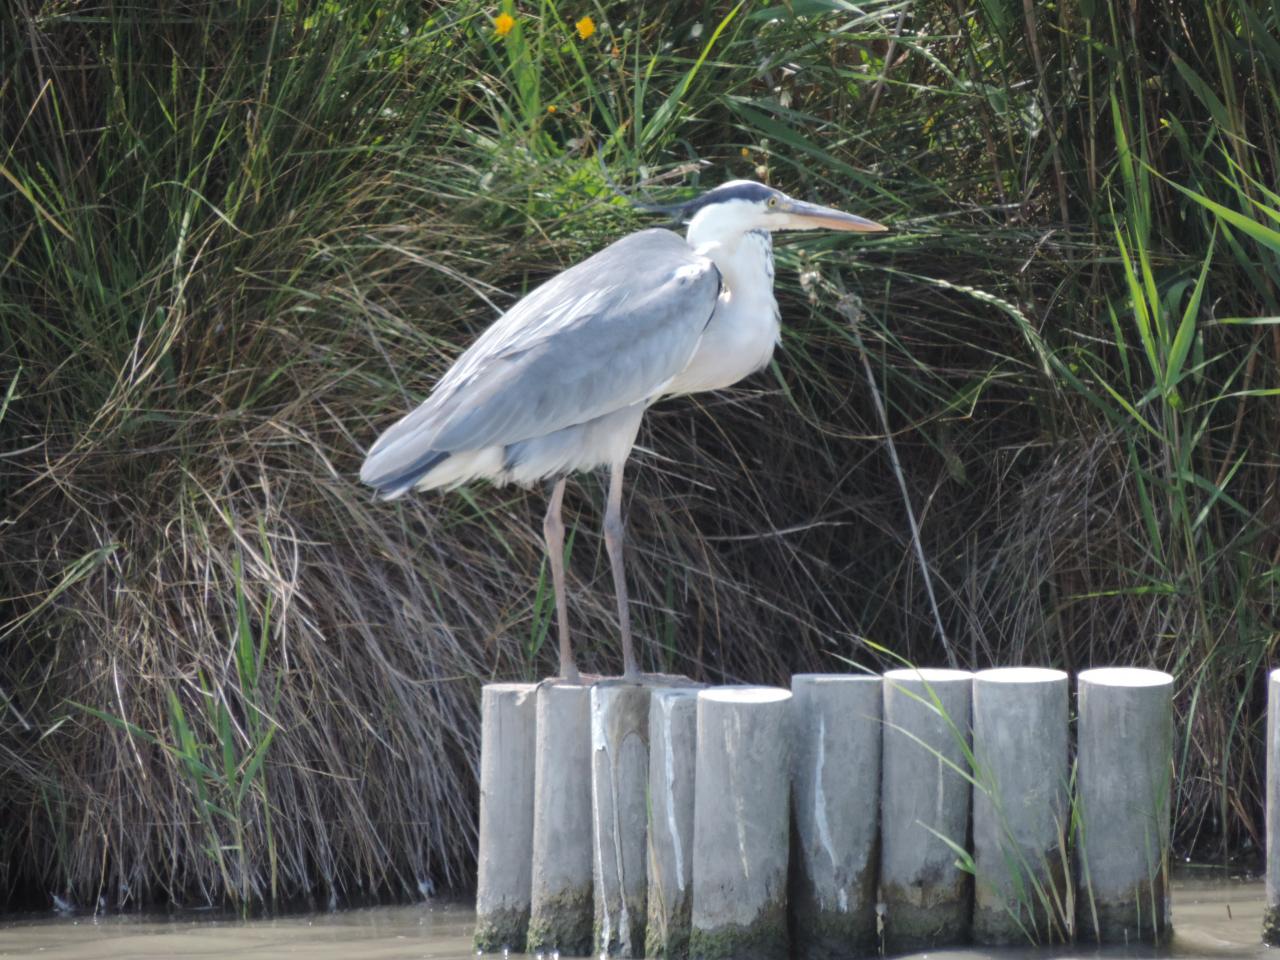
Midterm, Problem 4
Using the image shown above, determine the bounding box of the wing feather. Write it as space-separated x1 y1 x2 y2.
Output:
360 229 719 489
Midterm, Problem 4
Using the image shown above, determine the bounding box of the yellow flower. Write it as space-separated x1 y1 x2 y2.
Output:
575 15 596 40
494 12 515 36
547 104 557 113
740 147 751 158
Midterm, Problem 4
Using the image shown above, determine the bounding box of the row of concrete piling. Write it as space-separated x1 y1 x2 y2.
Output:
474 666 1174 958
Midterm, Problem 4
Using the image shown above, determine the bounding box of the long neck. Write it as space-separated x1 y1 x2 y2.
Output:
687 222 776 304
664 223 780 395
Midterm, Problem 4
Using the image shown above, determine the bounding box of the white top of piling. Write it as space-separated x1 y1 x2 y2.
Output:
652 686 702 702
699 685 791 704
975 667 1067 684
1078 667 1173 687
883 667 972 683
791 673 881 685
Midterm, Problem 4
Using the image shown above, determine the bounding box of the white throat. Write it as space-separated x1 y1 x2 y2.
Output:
685 203 775 301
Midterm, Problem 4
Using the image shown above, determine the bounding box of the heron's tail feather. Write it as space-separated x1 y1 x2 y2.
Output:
360 448 450 500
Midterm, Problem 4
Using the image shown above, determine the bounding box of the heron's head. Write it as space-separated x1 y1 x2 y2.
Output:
679 180 886 244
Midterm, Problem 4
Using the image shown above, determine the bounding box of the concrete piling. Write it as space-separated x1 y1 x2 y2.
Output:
646 687 700 959
1075 667 1173 944
475 665 1188 957
689 686 792 960
879 667 973 952
474 683 538 953
788 673 881 958
527 682 594 957
971 667 1070 945
590 682 651 957
1265 669 1280 945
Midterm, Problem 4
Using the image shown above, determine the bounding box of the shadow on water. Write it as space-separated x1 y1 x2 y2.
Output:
0 875 1267 959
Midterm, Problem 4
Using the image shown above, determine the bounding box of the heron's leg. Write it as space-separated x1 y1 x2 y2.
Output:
604 460 639 682
543 477 579 683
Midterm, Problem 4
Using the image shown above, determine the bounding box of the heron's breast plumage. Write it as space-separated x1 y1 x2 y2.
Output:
664 230 780 395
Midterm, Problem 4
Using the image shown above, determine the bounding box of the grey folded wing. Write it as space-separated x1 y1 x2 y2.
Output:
360 228 721 490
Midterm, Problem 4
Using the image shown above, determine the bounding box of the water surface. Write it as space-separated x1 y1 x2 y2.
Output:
0 875 1266 959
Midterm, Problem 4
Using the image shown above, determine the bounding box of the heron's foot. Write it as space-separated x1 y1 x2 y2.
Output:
598 671 699 688
531 671 689 690
534 671 602 690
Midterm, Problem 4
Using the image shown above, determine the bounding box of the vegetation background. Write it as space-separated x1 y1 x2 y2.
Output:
2 0 1278 913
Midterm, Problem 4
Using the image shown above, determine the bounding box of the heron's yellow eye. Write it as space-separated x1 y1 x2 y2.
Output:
767 196 778 208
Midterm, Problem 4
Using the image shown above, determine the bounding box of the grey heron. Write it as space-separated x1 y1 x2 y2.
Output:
360 180 886 683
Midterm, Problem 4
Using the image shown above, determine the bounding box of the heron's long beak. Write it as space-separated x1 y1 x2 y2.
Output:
782 199 887 232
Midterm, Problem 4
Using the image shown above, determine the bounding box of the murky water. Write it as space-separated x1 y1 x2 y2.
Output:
0 875 1267 959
